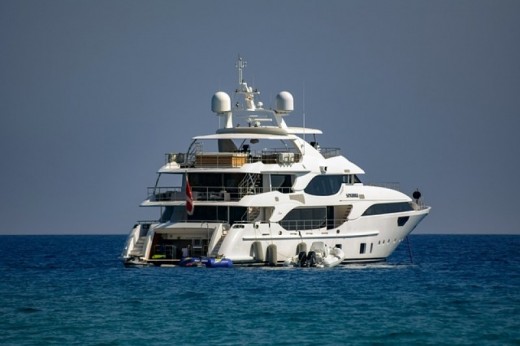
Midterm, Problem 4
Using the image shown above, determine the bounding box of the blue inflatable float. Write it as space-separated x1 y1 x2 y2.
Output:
205 257 233 268
179 257 202 267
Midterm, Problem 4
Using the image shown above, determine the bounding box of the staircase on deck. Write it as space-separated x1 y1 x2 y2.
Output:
130 237 146 257
238 173 261 197
209 235 226 257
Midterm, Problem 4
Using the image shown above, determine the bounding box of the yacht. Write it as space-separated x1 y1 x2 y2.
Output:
121 57 430 267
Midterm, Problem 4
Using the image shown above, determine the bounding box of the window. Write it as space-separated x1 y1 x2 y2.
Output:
397 216 410 227
186 206 246 224
304 175 362 196
304 175 342 196
362 202 413 216
160 207 174 222
271 174 294 193
360 243 366 254
280 207 326 230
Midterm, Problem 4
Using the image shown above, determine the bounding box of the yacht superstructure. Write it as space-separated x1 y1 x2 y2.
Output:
121 57 430 267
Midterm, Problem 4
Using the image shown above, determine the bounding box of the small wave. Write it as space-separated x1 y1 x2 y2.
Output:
340 263 416 270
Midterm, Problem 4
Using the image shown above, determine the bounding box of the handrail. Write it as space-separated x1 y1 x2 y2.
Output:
233 218 349 230
171 148 304 168
279 218 346 231
147 187 183 201
412 200 429 210
320 147 341 158
147 185 293 202
166 145 341 168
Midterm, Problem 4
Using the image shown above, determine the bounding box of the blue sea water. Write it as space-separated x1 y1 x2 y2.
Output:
0 235 519 345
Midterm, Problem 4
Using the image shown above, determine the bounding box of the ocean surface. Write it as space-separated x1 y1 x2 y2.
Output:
0 235 519 345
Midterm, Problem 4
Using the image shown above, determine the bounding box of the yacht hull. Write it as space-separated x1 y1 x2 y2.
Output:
121 207 429 266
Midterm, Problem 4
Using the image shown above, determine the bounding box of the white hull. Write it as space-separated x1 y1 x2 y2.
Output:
122 207 429 266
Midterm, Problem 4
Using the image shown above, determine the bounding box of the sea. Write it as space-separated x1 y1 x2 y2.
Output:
0 235 519 346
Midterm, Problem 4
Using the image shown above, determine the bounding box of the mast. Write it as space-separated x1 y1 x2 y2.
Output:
236 55 246 84
235 55 259 111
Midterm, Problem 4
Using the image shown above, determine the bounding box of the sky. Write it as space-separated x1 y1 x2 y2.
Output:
1 0 519 235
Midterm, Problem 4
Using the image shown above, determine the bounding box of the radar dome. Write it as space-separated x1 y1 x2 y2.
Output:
275 91 293 113
211 91 231 113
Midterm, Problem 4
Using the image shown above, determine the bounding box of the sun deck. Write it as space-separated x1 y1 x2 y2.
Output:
165 147 339 168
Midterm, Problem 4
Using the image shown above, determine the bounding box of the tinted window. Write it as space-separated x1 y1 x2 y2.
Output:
397 216 410 227
362 202 413 216
280 208 326 230
304 175 344 196
160 206 174 222
271 174 294 193
186 206 246 224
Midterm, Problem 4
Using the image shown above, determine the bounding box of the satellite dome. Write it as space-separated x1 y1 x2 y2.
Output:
275 91 293 113
211 91 231 113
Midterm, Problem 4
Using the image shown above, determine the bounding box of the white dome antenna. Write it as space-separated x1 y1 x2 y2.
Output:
211 91 233 128
275 91 294 114
212 91 231 113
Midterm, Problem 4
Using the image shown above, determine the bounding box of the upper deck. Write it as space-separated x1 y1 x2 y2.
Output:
164 147 341 169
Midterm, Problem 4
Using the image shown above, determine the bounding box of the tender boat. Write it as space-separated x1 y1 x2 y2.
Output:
121 57 430 267
283 242 345 268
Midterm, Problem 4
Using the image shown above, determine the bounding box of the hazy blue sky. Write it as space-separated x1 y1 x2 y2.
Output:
1 0 519 235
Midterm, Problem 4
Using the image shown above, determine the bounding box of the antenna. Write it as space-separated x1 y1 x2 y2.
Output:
302 82 306 141
236 55 247 84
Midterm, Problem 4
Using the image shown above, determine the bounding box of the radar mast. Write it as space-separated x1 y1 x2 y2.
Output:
235 55 259 111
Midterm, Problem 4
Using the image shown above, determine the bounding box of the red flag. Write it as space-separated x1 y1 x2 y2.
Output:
185 175 194 216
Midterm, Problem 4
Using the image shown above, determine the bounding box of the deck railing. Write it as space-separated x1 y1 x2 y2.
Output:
277 218 348 230
320 147 341 158
412 200 429 210
148 187 183 201
165 147 341 168
147 186 292 202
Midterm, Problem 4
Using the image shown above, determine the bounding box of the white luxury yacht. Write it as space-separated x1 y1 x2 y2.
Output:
121 57 430 267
